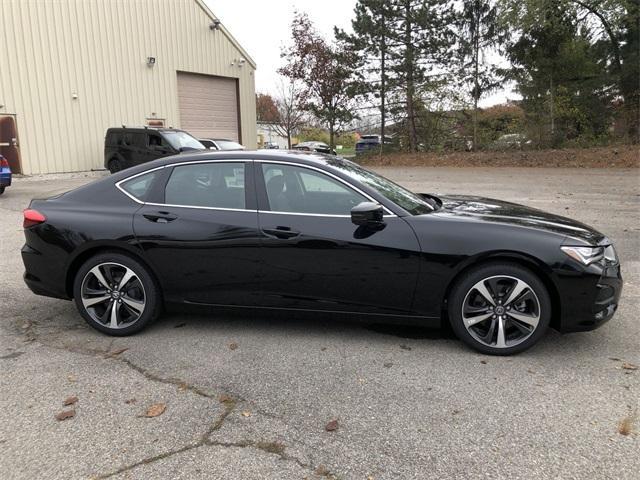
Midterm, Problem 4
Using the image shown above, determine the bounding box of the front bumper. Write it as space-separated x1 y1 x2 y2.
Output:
555 262 623 333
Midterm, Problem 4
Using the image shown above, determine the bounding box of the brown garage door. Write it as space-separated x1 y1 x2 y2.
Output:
177 72 240 141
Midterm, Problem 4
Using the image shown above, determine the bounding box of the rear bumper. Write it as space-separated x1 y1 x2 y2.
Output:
22 243 70 300
555 262 623 333
0 172 11 187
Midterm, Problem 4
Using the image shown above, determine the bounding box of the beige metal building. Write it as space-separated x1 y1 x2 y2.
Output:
0 0 257 174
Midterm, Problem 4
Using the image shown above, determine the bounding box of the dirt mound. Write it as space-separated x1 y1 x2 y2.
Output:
358 145 639 168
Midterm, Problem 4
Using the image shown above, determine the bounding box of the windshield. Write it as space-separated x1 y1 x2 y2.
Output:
329 159 436 215
163 131 205 150
215 140 245 150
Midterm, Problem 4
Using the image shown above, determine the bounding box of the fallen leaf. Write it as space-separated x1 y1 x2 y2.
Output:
320 347 327 351
125 398 137 404
67 375 77 383
219 394 234 404
55 409 75 421
145 403 166 418
63 396 78 406
241 411 251 417
105 347 128 358
325 419 339 431
622 362 638 371
174 323 187 328
315 465 330 476
177 382 188 391
228 342 238 351
383 362 393 368
609 357 622 362
399 344 411 351
480 360 487 364
618 414 636 436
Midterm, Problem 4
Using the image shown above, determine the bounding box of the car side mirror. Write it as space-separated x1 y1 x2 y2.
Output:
351 202 384 226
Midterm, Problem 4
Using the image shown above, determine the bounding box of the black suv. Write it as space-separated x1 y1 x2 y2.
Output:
104 127 205 173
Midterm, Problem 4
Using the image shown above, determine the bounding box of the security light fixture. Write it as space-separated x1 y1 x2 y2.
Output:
146 56 156 67
210 20 221 30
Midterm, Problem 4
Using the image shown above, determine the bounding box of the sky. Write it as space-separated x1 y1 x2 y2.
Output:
205 0 516 107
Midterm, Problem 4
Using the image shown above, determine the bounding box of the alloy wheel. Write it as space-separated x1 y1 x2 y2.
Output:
80 262 146 329
461 275 541 349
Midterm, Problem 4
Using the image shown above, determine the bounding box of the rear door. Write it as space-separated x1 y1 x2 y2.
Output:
130 160 262 306
255 161 421 315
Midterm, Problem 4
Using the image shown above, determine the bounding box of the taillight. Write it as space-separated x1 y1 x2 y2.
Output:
0 157 9 168
23 209 46 228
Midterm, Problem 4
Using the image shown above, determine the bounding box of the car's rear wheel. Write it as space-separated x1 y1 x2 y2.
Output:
448 263 551 355
73 252 161 335
0 186 5 195
107 157 123 174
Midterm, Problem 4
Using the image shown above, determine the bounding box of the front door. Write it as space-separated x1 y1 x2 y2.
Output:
132 160 262 306
255 161 421 315
0 115 21 173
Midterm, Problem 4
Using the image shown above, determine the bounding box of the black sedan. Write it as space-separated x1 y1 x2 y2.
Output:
21 151 622 355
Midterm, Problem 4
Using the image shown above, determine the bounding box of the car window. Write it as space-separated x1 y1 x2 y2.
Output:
120 171 158 202
162 131 205 150
215 140 244 150
165 162 245 209
261 163 366 215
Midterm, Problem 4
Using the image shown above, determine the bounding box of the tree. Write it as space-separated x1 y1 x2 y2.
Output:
271 79 307 149
501 0 615 145
256 93 280 123
618 0 639 141
456 0 506 150
280 12 360 149
336 0 394 152
383 0 456 152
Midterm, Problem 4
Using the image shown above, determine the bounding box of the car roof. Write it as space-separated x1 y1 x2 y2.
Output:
109 149 351 181
106 127 187 133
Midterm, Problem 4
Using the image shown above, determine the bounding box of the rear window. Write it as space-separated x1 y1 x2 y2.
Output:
119 171 158 202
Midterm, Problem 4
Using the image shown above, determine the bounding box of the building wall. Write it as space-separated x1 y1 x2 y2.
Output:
0 0 257 174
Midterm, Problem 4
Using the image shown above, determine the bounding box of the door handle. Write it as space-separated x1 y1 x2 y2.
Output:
262 227 300 239
143 211 178 223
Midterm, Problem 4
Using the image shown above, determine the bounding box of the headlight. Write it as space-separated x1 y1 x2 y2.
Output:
603 245 618 264
561 246 604 265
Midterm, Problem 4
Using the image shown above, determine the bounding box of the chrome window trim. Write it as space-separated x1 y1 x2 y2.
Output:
256 159 396 217
114 158 398 218
115 165 168 204
144 201 257 213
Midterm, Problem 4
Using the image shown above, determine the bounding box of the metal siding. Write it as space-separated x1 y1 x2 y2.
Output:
0 0 257 174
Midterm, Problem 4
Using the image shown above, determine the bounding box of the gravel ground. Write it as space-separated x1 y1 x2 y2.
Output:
0 167 638 479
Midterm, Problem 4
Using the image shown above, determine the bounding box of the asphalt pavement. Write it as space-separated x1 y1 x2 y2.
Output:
1 167 638 479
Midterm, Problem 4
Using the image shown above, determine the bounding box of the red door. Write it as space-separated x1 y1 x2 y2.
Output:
0 115 22 174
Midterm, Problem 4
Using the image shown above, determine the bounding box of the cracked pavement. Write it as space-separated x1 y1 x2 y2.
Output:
1 167 638 479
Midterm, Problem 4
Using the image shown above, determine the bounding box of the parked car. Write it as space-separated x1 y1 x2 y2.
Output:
355 135 393 155
199 138 245 151
490 133 531 150
22 151 621 355
0 155 11 195
262 141 280 149
293 141 336 155
104 127 205 173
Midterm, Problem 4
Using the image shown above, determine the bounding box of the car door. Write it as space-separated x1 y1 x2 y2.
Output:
131 160 262 306
255 161 421 315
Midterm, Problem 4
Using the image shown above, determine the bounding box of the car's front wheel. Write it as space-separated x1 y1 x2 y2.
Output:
448 263 551 355
73 252 161 335
107 157 123 174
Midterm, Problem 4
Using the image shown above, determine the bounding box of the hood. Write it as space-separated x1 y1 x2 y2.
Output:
425 194 607 245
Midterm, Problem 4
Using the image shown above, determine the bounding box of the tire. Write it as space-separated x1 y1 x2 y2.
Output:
107 157 123 174
0 186 5 195
448 262 551 355
73 252 161 336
